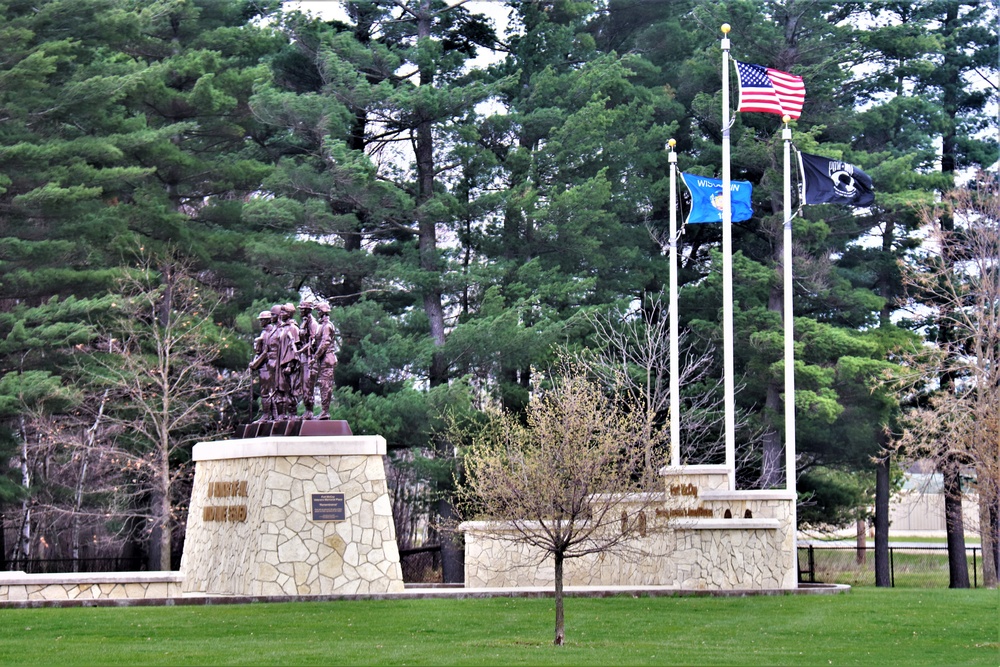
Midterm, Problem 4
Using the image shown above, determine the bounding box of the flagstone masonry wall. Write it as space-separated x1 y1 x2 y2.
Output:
0 572 183 602
181 436 404 596
461 466 798 590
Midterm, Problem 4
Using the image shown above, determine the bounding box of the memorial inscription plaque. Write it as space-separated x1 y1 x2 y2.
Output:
312 493 346 521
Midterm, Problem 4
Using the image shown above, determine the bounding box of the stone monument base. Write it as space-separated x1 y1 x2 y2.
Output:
181 434 404 596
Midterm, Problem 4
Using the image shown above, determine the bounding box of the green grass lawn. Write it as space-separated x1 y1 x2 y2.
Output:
0 589 996 666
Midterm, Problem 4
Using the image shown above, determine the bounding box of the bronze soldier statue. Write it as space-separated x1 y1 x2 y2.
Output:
298 299 320 418
248 309 276 422
273 303 301 419
312 301 338 419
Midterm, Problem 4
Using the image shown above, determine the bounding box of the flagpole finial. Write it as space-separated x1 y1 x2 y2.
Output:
668 138 676 151
783 115 791 124
721 23 731 34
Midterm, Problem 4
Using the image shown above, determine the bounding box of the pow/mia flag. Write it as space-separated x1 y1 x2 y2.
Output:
797 151 875 207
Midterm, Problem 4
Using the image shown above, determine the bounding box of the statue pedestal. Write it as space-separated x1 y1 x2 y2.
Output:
180 435 404 596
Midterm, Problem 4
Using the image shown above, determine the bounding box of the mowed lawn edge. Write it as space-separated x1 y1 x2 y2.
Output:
0 588 996 666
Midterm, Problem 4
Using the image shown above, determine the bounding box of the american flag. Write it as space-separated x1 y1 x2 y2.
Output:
735 61 805 119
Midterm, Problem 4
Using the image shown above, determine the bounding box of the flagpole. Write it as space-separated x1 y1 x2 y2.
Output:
782 117 797 495
668 139 680 467
721 24 736 489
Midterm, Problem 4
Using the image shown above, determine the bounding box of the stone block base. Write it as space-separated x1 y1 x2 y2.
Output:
182 436 404 596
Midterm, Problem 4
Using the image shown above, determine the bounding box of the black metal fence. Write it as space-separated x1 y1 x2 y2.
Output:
3 556 147 574
399 545 442 583
798 544 987 588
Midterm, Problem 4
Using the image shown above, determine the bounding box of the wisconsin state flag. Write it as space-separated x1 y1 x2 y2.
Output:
680 173 754 224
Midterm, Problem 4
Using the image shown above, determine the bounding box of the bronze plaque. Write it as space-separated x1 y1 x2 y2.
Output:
312 493 346 521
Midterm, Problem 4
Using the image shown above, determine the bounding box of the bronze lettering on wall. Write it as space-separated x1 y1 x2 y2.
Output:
657 507 714 518
203 505 248 522
207 480 249 498
204 480 250 522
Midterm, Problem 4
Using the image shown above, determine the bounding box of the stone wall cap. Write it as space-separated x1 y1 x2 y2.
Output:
700 490 797 501
458 519 592 532
0 571 185 586
460 516 784 532
659 465 732 476
193 435 387 460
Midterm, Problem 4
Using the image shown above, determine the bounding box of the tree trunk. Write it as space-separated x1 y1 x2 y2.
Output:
993 494 1000 586
759 384 784 488
855 518 867 565
158 429 173 571
148 493 164 571
759 235 785 489
936 2 970 591
17 418 31 566
159 497 172 571
17 505 30 566
147 424 174 571
993 495 1000 587
72 453 88 572
874 209 896 588
978 482 998 588
413 0 448 388
941 460 969 588
73 390 106 572
434 496 464 584
554 551 565 646
874 434 892 586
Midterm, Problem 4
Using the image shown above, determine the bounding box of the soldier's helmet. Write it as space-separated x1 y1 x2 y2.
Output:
298 298 316 310
269 304 283 318
282 302 296 315
316 302 331 314
257 310 273 320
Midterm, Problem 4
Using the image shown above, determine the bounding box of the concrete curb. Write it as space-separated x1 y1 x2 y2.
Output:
0 582 850 609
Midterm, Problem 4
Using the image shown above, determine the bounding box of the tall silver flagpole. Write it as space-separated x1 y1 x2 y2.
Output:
668 139 680 467
721 24 736 489
782 117 797 495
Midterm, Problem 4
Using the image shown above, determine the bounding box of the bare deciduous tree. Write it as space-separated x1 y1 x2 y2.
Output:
578 292 760 478
891 173 1000 588
455 364 670 645
79 254 246 570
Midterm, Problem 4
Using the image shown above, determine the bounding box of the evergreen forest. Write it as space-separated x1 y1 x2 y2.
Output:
0 0 996 584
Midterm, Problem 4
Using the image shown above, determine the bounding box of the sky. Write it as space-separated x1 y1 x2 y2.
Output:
285 1 512 33
283 1 511 69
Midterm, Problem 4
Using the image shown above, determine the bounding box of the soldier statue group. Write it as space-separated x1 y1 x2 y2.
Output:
249 299 338 422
